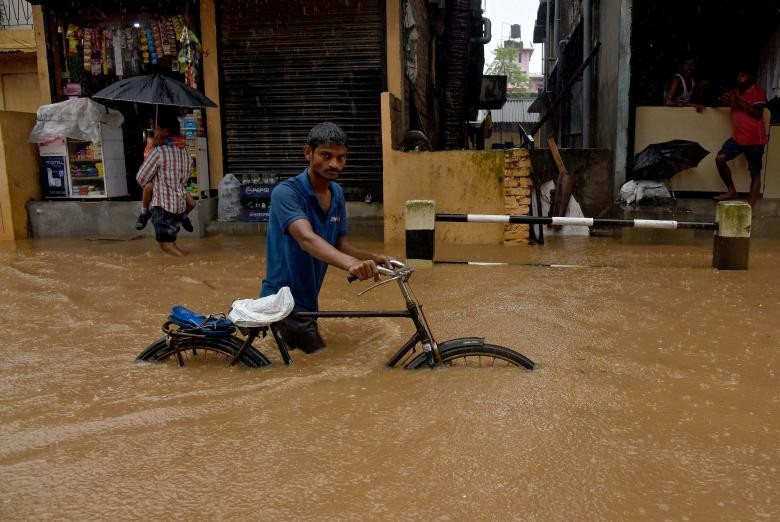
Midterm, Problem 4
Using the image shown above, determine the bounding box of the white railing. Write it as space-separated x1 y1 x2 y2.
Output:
0 0 33 29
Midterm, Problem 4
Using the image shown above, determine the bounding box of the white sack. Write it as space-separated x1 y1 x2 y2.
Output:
535 179 590 236
619 180 672 206
217 173 242 222
28 98 124 144
228 287 295 327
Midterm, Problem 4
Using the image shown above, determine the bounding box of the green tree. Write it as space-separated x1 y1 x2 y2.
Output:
485 46 531 94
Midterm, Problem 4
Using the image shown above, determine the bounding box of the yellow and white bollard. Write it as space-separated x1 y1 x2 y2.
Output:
712 201 751 270
405 200 436 266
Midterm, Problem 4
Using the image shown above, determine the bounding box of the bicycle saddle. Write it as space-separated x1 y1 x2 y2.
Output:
168 306 235 336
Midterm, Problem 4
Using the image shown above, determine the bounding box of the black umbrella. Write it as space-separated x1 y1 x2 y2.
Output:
632 139 709 181
92 73 217 109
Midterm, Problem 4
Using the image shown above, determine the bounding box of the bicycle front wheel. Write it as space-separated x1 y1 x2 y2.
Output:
406 342 535 370
136 336 270 368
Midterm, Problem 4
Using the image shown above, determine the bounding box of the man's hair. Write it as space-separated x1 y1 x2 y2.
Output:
156 108 181 135
307 122 348 150
736 66 755 78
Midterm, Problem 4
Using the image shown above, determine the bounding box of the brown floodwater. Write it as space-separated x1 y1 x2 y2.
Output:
0 232 778 520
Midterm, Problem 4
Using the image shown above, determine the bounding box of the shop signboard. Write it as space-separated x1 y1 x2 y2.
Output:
40 155 68 198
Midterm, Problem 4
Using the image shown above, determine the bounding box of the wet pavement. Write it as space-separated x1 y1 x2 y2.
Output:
0 234 778 520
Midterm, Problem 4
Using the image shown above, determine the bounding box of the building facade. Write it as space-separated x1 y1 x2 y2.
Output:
532 0 779 197
28 0 493 203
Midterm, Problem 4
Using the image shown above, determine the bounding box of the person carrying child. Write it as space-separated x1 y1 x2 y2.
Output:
134 109 195 256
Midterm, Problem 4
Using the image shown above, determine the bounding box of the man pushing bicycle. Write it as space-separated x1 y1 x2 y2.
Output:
259 122 394 354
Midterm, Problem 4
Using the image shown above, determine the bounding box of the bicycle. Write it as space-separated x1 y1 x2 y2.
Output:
136 260 536 370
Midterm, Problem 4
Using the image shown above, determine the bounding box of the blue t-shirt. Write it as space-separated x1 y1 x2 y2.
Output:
260 169 349 312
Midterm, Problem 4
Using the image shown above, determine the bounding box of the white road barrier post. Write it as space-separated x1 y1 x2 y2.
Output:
712 201 751 270
405 200 436 266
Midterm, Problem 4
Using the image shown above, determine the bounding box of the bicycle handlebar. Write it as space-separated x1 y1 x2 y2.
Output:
346 260 406 283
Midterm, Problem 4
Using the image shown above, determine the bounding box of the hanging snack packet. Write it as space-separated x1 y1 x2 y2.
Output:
125 28 138 74
113 32 123 78
83 28 92 72
104 30 113 75
145 26 157 65
91 30 101 76
165 18 177 55
152 22 163 58
159 20 171 56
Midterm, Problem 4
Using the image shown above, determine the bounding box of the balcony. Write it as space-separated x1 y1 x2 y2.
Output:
0 0 34 52
1 0 32 29
634 106 776 196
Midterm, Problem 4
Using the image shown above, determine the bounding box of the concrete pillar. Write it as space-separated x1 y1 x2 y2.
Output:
582 0 592 148
712 201 751 270
200 0 223 191
612 0 632 198
405 200 435 265
32 6 52 105
385 0 404 100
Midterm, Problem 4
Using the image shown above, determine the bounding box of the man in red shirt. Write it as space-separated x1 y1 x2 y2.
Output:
714 69 768 206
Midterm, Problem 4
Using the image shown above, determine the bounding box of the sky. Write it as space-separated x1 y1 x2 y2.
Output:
482 0 543 75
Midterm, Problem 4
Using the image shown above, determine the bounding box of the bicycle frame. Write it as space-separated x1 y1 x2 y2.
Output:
156 261 534 369
279 264 439 368
148 260 534 369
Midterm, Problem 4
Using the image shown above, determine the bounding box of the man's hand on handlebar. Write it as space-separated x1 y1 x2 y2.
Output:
347 257 401 282
372 254 395 270
348 259 381 281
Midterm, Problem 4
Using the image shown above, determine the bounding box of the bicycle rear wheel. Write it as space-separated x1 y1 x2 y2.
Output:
406 342 535 370
136 336 270 368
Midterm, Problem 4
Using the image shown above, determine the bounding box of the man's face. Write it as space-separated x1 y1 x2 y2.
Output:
681 59 695 77
304 143 348 182
736 72 751 88
153 124 170 141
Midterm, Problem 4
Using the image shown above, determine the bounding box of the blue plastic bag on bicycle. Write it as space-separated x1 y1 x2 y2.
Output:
168 306 235 336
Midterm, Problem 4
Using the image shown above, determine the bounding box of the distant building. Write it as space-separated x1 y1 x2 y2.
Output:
491 38 541 94
477 96 539 150
531 0 779 197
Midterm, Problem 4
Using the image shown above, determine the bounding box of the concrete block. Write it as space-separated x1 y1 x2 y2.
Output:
28 197 217 239
716 201 751 238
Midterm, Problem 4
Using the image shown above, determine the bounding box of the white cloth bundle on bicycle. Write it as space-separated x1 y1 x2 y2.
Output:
227 287 294 327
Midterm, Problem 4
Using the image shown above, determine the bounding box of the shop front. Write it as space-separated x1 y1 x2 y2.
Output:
218 0 386 203
31 0 210 203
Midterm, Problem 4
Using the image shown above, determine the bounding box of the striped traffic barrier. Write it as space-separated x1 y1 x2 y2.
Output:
404 200 749 270
435 214 718 230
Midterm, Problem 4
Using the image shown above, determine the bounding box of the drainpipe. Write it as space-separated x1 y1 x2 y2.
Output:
613 0 632 198
544 0 551 91
556 38 567 144
470 16 491 45
553 0 561 144
582 0 592 148
553 0 560 60
442 0 471 149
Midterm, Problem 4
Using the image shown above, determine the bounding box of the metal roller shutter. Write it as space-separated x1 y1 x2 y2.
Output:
219 0 385 201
